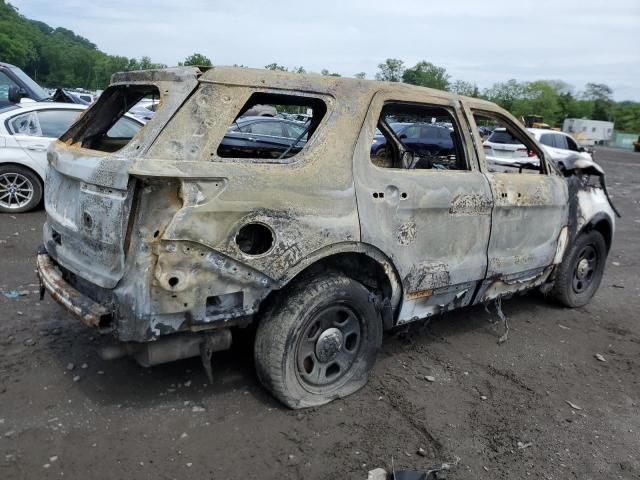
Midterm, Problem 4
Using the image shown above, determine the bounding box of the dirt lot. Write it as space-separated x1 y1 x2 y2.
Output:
0 146 638 480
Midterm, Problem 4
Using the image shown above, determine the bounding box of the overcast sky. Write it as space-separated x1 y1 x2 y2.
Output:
11 0 640 100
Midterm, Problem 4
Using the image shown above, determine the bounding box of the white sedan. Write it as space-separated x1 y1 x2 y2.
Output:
483 127 592 171
528 128 593 166
0 102 142 213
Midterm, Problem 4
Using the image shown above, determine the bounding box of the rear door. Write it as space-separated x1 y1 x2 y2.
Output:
464 102 568 301
354 91 493 323
9 109 81 167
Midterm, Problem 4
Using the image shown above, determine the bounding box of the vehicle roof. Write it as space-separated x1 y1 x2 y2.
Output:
13 102 86 111
111 65 498 108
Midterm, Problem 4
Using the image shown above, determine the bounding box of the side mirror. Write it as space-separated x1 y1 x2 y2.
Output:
578 147 585 153
8 85 22 104
399 133 407 140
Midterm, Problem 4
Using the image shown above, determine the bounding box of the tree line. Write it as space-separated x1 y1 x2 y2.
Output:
375 58 640 132
0 1 211 90
1 1 637 132
268 59 639 133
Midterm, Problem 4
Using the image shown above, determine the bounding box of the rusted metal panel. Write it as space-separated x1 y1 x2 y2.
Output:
36 253 112 328
481 163 568 277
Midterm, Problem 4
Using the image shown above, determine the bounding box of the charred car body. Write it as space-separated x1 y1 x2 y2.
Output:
37 66 616 408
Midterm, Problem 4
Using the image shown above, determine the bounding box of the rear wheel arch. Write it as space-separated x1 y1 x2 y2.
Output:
0 162 44 185
270 243 403 328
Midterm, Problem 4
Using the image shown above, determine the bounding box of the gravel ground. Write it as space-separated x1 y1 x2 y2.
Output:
0 147 638 480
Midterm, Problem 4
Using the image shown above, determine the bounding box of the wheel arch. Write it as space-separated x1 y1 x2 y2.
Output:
272 242 403 329
0 162 45 185
579 212 613 252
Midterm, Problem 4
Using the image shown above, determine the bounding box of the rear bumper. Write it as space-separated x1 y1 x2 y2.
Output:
36 250 112 329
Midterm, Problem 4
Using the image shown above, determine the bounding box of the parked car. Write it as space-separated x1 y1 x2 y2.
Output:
371 122 454 158
0 62 50 107
528 128 594 167
482 127 536 168
0 102 143 212
218 116 309 158
483 127 592 171
128 98 159 121
51 88 96 105
37 66 617 409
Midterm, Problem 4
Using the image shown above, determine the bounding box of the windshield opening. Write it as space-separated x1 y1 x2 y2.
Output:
9 66 49 101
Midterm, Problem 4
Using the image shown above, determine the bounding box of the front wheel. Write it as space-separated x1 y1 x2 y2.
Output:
553 231 607 307
254 274 382 409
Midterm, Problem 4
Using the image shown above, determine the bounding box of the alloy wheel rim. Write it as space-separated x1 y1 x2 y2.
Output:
296 305 362 388
0 173 34 209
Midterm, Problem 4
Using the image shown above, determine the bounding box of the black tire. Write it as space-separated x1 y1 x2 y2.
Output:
254 273 382 409
374 147 386 158
553 231 607 307
0 165 43 213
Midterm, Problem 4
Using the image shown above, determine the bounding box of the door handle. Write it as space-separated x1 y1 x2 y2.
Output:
26 145 47 151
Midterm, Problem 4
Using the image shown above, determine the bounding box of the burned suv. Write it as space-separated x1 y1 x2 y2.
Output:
37 66 617 409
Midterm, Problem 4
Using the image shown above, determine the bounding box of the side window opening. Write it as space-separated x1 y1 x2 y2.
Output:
216 92 326 161
37 110 80 138
370 103 468 171
60 84 158 153
540 133 554 148
566 136 579 152
9 111 40 136
554 134 568 150
475 112 544 174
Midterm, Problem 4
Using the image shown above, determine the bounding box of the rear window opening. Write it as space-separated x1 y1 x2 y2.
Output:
216 92 327 161
486 129 521 145
60 85 157 153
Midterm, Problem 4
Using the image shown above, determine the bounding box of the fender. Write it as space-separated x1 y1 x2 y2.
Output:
576 211 614 251
276 241 403 312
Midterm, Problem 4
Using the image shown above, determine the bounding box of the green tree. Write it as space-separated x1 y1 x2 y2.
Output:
375 58 404 82
183 52 212 66
450 80 478 97
483 79 527 112
611 102 640 132
354 72 366 79
264 63 288 71
321 68 341 77
583 83 613 121
402 61 450 90
514 80 561 126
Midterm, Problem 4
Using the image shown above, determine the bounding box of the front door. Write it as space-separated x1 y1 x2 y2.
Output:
354 92 493 324
464 103 568 301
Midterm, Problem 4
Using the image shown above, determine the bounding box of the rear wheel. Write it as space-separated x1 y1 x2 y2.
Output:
0 165 43 213
553 231 607 307
254 273 382 409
